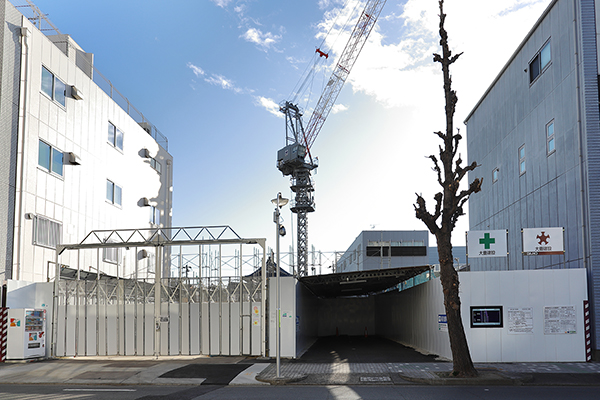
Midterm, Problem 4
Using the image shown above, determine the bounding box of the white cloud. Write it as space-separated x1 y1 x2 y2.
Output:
204 74 244 94
315 0 552 114
255 96 283 118
187 62 205 77
331 104 348 114
241 28 281 50
210 0 232 8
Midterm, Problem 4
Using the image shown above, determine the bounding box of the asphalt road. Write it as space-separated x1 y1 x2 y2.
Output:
2 384 600 400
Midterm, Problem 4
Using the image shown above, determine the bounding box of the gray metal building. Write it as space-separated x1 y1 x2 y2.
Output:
465 0 600 358
336 230 429 273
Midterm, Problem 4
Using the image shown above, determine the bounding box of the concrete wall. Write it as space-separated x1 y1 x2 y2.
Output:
377 269 588 362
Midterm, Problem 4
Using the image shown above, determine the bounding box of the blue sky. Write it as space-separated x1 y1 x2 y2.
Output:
21 0 552 256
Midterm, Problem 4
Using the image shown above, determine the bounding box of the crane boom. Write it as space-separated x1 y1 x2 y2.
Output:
304 0 387 151
277 0 387 276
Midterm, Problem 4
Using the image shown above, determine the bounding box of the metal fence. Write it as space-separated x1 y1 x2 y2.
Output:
54 276 263 357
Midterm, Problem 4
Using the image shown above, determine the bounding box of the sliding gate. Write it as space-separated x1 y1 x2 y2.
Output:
52 226 267 357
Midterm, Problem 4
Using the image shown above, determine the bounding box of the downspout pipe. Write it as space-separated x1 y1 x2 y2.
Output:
14 22 31 281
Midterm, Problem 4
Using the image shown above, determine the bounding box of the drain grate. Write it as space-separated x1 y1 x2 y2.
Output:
360 376 391 382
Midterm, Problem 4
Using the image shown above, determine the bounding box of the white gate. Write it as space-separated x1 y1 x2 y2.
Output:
52 226 267 357
54 276 263 356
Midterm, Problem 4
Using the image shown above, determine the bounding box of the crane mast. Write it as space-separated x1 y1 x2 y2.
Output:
277 0 387 276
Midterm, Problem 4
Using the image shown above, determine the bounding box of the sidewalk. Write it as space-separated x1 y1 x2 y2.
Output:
256 361 600 386
1 357 600 386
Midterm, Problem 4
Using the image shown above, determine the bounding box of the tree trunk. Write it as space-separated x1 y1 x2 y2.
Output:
437 234 477 377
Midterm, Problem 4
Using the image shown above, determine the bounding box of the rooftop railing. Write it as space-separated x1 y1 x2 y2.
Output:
12 0 169 150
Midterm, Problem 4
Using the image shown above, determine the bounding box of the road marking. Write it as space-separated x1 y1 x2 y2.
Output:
63 388 137 392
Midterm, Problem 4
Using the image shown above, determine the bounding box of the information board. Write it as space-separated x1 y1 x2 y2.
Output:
507 307 534 334
544 305 576 335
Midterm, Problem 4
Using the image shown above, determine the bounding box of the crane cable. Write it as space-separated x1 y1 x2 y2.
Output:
288 0 362 109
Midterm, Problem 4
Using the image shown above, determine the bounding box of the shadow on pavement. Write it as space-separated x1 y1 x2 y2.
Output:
292 335 443 363
160 364 250 384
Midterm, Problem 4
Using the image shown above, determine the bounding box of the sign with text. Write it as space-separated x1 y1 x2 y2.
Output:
467 230 508 258
438 314 448 332
507 307 534 334
522 227 564 255
544 305 576 335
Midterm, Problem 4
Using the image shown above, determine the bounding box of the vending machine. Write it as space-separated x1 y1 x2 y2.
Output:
7 308 47 359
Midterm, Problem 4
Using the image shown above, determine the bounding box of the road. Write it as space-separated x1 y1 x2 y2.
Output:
1 384 599 400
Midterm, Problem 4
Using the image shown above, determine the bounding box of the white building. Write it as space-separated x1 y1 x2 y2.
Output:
1 0 173 283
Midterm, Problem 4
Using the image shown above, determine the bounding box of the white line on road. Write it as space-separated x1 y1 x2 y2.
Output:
63 388 137 392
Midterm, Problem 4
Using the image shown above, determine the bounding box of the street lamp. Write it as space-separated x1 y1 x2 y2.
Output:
271 192 288 378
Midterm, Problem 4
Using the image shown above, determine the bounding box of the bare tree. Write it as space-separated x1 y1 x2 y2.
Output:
414 0 481 378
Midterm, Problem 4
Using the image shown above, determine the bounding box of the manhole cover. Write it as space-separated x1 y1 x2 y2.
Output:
360 376 391 382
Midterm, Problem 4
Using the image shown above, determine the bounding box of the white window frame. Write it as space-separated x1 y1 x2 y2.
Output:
150 157 162 174
546 120 555 155
33 215 62 249
492 168 499 183
106 179 123 207
529 40 551 84
519 145 526 176
38 139 64 177
103 246 122 264
41 66 66 107
108 121 124 151
149 205 160 225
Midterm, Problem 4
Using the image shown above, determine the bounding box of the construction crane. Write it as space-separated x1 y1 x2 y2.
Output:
277 0 387 276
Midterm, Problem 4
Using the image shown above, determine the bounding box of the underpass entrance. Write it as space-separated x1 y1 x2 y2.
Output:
268 266 437 362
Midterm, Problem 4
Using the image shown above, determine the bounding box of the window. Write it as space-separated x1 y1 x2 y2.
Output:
390 246 427 257
41 66 66 106
150 157 162 174
106 180 122 206
33 215 62 249
519 145 526 175
547 120 555 155
103 247 121 264
150 205 160 225
108 122 124 151
38 140 63 176
366 242 427 257
529 41 551 83
492 168 499 183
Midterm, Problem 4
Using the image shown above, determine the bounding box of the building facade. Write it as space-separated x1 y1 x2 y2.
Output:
1 0 173 283
466 0 600 357
336 230 429 273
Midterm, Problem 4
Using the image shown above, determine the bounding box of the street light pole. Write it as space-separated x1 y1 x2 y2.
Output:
271 192 288 378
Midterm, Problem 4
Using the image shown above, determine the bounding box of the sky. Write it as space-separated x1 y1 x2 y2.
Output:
20 0 553 259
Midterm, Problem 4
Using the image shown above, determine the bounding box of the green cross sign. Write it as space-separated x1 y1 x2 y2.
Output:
479 233 496 249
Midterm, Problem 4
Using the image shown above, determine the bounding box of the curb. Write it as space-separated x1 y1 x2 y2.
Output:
398 370 533 386
255 373 307 385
